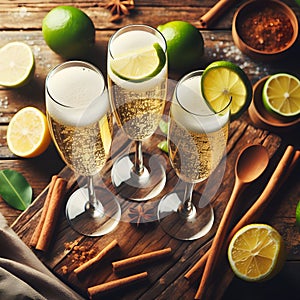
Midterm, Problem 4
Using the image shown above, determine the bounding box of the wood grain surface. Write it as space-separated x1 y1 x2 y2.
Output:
1 0 300 299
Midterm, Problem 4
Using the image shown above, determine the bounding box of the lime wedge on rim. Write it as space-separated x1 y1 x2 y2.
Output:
110 43 166 82
201 61 252 119
262 73 300 119
0 41 35 88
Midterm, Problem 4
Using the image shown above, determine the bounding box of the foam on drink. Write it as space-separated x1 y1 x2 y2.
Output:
108 30 167 92
46 65 109 126
171 74 229 133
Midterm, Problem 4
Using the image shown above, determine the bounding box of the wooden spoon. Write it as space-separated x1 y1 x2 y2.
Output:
195 144 269 299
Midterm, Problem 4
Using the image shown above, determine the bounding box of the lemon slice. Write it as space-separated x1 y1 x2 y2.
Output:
110 43 166 82
201 61 252 119
7 107 51 158
262 73 300 118
0 42 35 88
228 223 286 282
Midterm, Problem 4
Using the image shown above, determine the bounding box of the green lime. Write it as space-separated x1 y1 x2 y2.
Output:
262 73 300 119
42 6 95 59
296 200 300 228
201 60 252 119
157 140 168 153
157 20 204 72
110 43 166 82
0 42 35 88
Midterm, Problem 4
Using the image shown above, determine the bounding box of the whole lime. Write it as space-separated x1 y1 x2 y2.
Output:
42 6 95 59
157 20 204 72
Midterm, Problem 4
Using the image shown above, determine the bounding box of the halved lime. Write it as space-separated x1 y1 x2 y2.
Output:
110 43 166 82
201 61 252 119
0 41 35 88
262 73 300 119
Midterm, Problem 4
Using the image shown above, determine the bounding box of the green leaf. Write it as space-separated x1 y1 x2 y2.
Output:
0 169 32 211
157 140 168 153
159 119 169 135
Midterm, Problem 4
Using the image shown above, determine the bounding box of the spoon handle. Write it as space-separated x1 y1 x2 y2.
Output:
195 179 246 299
186 146 297 286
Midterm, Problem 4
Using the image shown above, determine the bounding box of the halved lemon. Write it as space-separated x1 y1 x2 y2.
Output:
0 41 35 88
201 61 252 119
262 73 300 118
228 223 286 282
7 107 51 158
110 43 166 82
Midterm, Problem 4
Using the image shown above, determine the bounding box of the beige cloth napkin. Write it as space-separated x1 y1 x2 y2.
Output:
0 213 85 300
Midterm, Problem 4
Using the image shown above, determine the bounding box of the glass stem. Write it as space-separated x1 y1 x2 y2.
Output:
86 176 103 218
87 175 97 209
133 140 144 175
179 182 196 219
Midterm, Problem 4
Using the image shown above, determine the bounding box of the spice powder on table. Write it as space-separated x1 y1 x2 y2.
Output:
239 7 294 52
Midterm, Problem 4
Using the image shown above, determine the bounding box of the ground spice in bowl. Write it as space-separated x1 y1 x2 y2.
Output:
239 7 294 53
232 0 298 60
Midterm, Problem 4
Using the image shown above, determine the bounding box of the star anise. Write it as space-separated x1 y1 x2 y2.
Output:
128 205 156 226
105 0 135 22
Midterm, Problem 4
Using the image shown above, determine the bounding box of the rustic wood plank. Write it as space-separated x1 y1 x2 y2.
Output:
1 0 299 31
11 119 290 300
2 0 300 299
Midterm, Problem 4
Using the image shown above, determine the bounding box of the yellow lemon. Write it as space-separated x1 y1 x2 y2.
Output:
228 223 286 282
7 107 51 158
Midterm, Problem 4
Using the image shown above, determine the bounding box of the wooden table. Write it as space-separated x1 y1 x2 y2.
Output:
1 0 300 299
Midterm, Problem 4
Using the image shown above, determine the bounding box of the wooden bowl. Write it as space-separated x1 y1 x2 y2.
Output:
232 0 299 61
248 76 300 133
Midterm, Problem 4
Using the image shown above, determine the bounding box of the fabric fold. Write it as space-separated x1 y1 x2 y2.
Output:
0 213 84 300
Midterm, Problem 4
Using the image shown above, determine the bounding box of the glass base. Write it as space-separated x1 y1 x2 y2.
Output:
65 187 121 237
111 152 166 201
157 190 214 240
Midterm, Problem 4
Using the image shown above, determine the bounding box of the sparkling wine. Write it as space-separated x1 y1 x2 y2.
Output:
107 29 167 141
169 120 228 182
169 73 229 183
48 114 112 176
46 64 112 176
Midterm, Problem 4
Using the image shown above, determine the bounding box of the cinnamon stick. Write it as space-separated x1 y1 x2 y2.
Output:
87 272 148 298
74 239 119 275
30 175 58 247
199 0 236 29
112 247 172 273
35 177 67 252
186 146 297 284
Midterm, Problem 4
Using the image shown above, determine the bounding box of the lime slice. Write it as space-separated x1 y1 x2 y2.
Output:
110 43 166 82
0 42 35 88
262 73 300 118
296 200 300 228
201 61 252 119
157 140 168 153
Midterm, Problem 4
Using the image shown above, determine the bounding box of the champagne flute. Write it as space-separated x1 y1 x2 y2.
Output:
107 24 168 201
45 61 121 237
157 70 231 240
